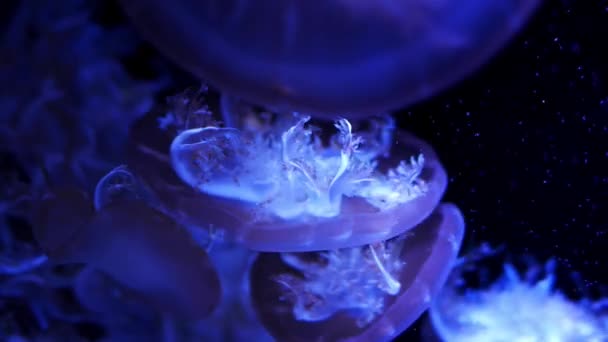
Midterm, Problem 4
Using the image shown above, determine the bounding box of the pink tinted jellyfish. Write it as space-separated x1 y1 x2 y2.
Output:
119 0 540 116
249 204 464 341
129 93 448 252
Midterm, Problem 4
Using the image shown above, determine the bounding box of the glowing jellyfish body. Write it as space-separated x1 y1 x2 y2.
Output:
120 0 540 115
250 204 464 341
128 105 447 252
169 117 448 251
429 260 608 342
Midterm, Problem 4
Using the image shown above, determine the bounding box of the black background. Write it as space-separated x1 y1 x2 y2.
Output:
407 0 608 287
399 0 608 338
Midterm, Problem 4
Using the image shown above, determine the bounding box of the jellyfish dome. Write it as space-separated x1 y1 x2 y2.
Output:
120 0 540 116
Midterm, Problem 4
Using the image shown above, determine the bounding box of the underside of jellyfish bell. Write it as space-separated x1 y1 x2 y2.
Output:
120 0 540 116
219 128 448 252
128 107 448 252
249 203 465 341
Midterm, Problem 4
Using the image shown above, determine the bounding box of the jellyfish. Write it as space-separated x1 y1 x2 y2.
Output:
428 253 608 341
119 0 540 116
29 185 222 321
130 90 448 252
250 203 464 341
0 0 165 189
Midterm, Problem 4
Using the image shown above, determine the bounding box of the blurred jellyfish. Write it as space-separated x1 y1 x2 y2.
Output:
30 185 221 321
428 253 608 342
93 165 159 211
120 0 540 116
191 244 274 342
0 0 166 190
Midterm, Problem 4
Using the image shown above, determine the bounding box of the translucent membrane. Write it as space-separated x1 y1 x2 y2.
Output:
31 188 221 320
120 0 539 115
249 203 465 341
129 110 447 252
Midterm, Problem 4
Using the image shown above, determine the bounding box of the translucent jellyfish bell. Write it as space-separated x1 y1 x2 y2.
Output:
169 116 448 251
249 204 465 341
120 0 540 116
129 105 448 252
31 188 221 320
93 164 158 210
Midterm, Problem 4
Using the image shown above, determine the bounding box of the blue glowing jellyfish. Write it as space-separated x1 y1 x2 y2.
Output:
128 89 448 252
249 204 464 341
429 256 608 341
119 0 540 116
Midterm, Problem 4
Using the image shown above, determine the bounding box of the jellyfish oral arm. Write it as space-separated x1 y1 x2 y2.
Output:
170 115 428 220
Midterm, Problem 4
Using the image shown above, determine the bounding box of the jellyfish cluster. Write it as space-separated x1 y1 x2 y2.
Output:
120 88 465 340
4 0 605 342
